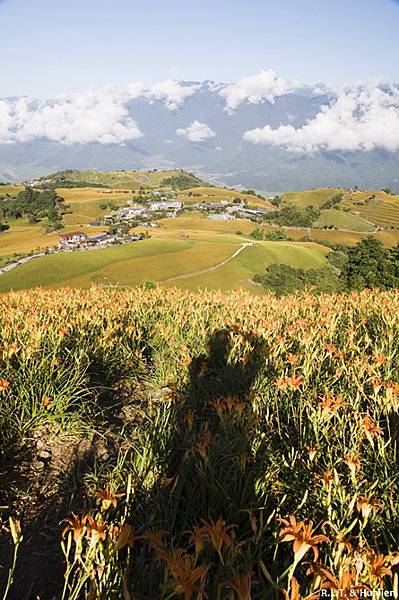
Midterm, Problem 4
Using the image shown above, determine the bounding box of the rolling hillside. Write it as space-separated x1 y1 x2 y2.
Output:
2 171 399 293
0 235 329 293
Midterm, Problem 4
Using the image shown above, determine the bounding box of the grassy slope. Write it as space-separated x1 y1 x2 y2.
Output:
283 188 344 207
168 241 328 292
0 184 24 195
184 187 273 208
341 191 399 228
0 236 328 293
43 169 186 189
0 220 59 255
0 239 242 291
315 209 375 232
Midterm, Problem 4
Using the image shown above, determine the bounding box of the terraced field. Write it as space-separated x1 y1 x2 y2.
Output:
341 190 399 229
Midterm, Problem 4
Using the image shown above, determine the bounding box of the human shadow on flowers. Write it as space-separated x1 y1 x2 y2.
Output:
129 326 271 597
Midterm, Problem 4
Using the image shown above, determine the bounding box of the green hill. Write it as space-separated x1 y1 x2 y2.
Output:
282 188 345 207
0 236 328 293
314 208 375 232
38 168 206 190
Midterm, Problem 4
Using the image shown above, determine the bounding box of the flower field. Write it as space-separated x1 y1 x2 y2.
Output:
0 286 399 599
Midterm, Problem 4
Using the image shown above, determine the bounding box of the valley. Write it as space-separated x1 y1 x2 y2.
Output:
1 169 399 294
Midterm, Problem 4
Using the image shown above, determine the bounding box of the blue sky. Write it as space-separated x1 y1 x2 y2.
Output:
0 0 398 97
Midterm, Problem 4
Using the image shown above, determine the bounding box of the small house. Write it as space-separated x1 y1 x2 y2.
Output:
58 232 87 249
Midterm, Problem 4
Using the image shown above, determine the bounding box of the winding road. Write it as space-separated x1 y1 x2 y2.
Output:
161 242 254 283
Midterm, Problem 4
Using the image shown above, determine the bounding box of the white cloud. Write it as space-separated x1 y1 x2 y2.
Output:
243 85 399 153
148 80 200 110
0 79 200 145
218 69 301 112
0 86 144 145
176 120 216 142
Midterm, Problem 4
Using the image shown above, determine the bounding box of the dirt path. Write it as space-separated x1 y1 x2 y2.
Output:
161 242 254 283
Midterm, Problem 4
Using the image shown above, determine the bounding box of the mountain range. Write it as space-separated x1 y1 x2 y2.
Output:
1 72 398 193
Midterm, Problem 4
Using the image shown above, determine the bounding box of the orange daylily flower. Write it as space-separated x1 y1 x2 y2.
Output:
187 525 208 554
361 415 383 442
95 485 125 510
344 454 361 477
197 517 235 555
114 523 136 550
318 393 344 417
193 431 214 459
41 395 53 407
286 374 304 390
0 379 11 392
306 445 317 462
142 529 166 550
184 409 196 430
368 552 393 585
287 353 300 365
318 568 370 599
61 513 87 544
278 515 329 563
209 397 226 416
356 496 381 520
275 378 287 390
321 468 335 491
86 515 107 546
374 354 387 366
222 569 252 600
161 548 209 600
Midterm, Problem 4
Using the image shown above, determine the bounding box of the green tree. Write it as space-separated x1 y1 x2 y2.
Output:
342 238 396 290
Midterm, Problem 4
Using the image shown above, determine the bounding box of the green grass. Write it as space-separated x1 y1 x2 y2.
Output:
184 186 273 208
283 188 345 207
0 239 241 291
0 184 24 195
0 237 328 293
315 209 375 232
43 169 203 190
172 241 328 292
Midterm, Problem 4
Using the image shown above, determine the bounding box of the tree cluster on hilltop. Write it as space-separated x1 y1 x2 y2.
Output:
264 204 321 227
0 186 68 232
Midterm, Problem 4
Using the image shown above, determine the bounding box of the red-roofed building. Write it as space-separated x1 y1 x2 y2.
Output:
58 232 87 249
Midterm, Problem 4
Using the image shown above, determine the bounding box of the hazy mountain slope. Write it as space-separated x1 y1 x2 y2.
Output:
1 82 398 192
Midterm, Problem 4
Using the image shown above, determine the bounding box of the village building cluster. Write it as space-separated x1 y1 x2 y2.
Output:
58 231 143 250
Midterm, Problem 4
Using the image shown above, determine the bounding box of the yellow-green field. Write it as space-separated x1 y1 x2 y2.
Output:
0 235 329 293
341 190 399 229
314 208 375 232
1 173 399 294
43 169 186 189
183 186 273 208
172 240 328 292
0 219 59 255
0 184 24 195
283 188 344 207
59 187 134 227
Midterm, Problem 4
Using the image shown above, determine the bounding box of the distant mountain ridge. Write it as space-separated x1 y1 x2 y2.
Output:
1 75 398 193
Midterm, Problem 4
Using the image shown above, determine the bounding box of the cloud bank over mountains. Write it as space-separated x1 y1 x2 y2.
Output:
244 84 399 153
1 71 399 154
218 69 302 112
